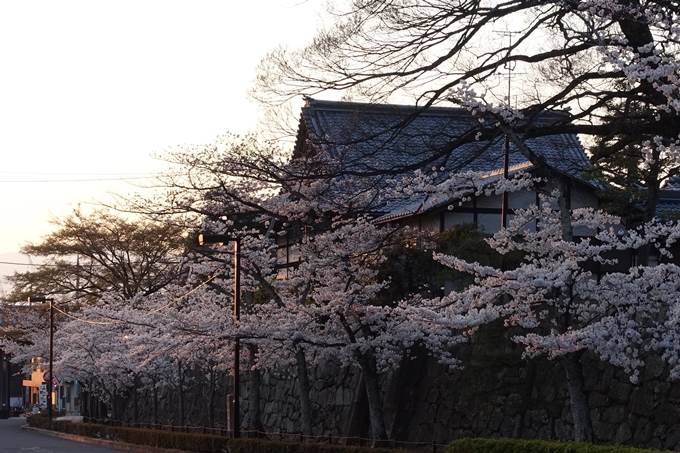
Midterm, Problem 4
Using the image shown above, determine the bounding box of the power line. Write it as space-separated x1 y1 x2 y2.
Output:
0 261 57 267
0 260 182 267
0 176 160 183
0 170 165 183
0 171 158 175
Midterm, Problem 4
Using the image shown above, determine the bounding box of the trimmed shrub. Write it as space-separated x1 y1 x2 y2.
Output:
448 438 665 453
25 418 407 453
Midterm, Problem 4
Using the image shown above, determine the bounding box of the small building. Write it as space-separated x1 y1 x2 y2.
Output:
0 349 24 418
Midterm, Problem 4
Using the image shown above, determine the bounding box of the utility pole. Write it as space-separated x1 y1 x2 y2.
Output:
28 296 54 423
197 234 241 438
500 31 521 231
0 349 10 419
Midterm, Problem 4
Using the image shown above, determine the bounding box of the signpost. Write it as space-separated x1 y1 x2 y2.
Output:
39 385 47 409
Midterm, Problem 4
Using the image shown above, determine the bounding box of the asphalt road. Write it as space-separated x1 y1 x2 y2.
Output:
0 418 134 453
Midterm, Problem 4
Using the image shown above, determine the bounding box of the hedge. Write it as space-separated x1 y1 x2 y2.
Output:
26 415 408 453
448 438 665 453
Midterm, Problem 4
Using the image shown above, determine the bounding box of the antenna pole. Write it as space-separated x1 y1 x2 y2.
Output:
500 31 519 231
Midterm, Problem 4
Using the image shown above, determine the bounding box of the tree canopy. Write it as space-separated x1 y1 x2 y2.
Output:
2 208 187 303
253 0 680 216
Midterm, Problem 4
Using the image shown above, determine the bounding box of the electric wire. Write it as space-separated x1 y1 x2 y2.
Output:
48 273 220 326
0 171 164 183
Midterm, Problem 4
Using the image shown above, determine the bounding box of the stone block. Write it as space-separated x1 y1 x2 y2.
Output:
654 382 671 395
597 367 615 393
653 424 668 439
546 403 563 419
643 355 664 381
608 382 633 405
283 418 295 433
603 405 628 424
590 408 602 423
530 409 549 431
488 410 504 431
536 425 553 440
453 428 473 439
499 415 516 438
633 419 653 444
584 366 599 389
655 403 680 425
670 384 680 401
589 391 609 408
648 438 663 450
480 428 495 438
472 414 488 433
506 393 523 412
630 388 654 416
541 385 557 403
554 419 573 442
613 422 633 444
436 401 451 423
664 425 680 450
593 421 616 441
317 388 330 406
426 388 439 404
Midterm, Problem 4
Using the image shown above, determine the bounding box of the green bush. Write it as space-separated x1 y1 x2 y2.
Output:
26 418 407 453
448 438 665 453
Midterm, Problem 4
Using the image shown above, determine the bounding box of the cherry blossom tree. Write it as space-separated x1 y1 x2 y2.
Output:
254 1 680 167
405 190 680 442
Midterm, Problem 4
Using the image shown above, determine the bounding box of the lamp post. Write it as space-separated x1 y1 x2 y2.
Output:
27 296 54 422
198 234 241 438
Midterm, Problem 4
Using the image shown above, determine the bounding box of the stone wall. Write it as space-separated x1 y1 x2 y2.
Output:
117 326 680 450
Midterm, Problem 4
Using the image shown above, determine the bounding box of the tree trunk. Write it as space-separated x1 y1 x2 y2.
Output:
152 382 158 426
177 361 185 428
564 352 592 443
296 347 313 438
111 393 118 421
132 379 138 425
247 344 263 436
208 366 216 429
638 156 662 266
357 351 388 445
558 178 593 443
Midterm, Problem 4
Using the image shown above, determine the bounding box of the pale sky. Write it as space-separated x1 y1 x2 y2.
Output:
0 1 321 281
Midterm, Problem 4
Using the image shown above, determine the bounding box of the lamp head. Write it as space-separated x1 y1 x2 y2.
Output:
198 234 237 246
27 296 48 303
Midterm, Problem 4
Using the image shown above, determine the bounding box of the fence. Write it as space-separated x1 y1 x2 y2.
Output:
80 417 449 452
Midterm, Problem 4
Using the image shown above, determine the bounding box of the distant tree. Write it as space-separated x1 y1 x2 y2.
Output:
2 208 187 304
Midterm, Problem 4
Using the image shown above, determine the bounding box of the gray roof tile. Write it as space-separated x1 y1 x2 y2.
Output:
295 98 593 218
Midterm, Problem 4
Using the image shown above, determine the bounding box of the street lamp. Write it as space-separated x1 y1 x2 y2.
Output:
198 234 241 438
27 296 54 422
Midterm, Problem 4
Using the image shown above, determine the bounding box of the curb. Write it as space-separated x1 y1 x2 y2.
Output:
21 425 188 453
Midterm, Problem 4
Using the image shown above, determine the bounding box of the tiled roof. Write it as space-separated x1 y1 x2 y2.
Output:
296 98 590 175
373 162 534 223
294 98 593 218
662 176 680 190
657 190 680 214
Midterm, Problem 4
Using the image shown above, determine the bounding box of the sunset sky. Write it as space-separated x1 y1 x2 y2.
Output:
0 1 321 280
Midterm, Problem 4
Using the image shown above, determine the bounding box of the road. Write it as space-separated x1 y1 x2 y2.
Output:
0 418 133 453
